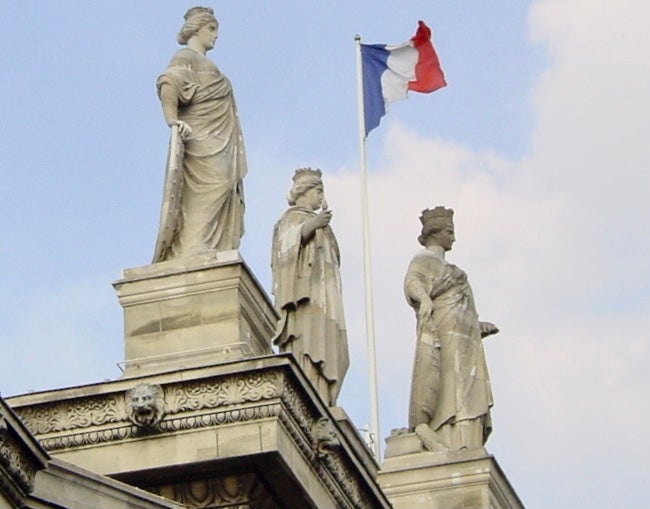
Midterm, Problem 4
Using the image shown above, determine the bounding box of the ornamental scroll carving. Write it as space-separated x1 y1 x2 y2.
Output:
13 371 284 453
7 366 376 509
16 395 123 435
167 372 281 415
16 372 282 439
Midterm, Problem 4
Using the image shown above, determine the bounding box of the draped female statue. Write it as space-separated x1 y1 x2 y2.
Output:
405 207 498 451
153 7 247 262
271 169 349 406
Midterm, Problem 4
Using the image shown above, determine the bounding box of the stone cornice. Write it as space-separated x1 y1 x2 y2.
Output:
8 356 390 509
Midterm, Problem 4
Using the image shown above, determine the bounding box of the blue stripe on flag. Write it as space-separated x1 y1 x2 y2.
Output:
360 43 389 137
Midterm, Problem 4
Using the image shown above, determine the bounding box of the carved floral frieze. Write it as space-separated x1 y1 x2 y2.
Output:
10 366 379 509
167 371 282 415
16 395 123 435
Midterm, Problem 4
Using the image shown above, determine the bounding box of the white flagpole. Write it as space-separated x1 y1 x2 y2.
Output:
354 34 381 462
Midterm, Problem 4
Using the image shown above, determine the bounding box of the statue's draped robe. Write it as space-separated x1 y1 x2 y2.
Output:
271 206 349 404
405 250 493 445
154 48 246 261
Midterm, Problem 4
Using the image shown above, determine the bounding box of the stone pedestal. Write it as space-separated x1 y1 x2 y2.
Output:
113 251 277 377
379 436 524 509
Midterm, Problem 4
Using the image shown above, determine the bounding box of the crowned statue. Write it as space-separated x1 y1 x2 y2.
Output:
404 206 498 452
271 169 349 406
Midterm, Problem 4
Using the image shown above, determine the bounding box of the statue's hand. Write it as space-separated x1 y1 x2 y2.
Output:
312 209 332 229
170 120 192 139
417 299 435 322
301 210 332 243
479 321 499 338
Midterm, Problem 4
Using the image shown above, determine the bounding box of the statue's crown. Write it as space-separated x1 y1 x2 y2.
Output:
419 206 453 227
184 6 214 21
292 167 322 183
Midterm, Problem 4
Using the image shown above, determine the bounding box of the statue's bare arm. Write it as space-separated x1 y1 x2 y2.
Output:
405 268 435 321
159 84 192 138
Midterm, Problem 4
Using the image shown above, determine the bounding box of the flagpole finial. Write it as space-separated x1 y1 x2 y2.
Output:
355 34 361 42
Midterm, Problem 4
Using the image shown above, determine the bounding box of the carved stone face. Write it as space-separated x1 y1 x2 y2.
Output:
126 383 164 428
429 223 455 251
197 21 218 51
298 185 325 211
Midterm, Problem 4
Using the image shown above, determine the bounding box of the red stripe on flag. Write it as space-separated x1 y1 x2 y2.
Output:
408 20 447 93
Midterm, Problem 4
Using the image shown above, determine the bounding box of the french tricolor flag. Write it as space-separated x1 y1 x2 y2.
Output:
360 21 446 136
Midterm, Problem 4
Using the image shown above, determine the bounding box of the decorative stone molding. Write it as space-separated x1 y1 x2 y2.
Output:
11 364 383 509
126 383 165 429
16 372 282 446
16 394 124 435
0 424 39 497
151 473 279 509
38 425 133 451
166 371 282 415
158 402 283 435
276 379 372 509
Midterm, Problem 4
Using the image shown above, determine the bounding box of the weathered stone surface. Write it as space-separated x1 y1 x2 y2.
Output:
0 397 179 509
0 400 46 507
32 459 184 509
150 473 279 509
114 251 277 377
8 356 390 509
379 448 524 509
126 383 165 429
405 206 497 452
271 168 349 406
154 7 247 262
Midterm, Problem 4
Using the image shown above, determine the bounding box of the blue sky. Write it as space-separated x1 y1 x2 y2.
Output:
1 2 649 508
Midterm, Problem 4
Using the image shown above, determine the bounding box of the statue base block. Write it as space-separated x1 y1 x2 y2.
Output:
379 443 524 509
113 251 278 377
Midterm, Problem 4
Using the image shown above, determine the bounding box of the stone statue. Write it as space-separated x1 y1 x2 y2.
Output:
404 207 498 451
153 7 247 262
271 169 349 406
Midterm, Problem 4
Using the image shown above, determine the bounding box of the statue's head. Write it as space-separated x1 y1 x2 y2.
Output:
288 168 324 206
126 383 165 429
177 6 218 45
418 206 454 249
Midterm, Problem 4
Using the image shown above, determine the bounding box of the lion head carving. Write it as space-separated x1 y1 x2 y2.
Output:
312 417 339 459
126 383 165 428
